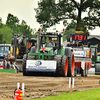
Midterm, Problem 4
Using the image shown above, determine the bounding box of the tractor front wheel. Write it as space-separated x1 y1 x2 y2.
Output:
22 54 28 76
54 55 62 76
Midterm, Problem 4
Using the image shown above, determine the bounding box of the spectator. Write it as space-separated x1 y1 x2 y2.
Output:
67 41 73 47
3 55 11 69
74 40 81 47
9 56 21 72
46 37 55 47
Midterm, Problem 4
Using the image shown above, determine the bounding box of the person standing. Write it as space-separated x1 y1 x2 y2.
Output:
67 41 73 47
74 40 81 47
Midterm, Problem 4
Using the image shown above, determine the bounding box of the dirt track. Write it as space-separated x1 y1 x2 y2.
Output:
0 73 100 100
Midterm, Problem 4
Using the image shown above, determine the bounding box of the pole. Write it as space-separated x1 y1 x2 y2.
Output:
22 83 24 97
70 77 72 94
37 30 40 52
17 82 20 90
69 77 75 95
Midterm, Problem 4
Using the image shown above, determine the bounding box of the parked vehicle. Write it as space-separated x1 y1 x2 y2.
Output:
11 34 36 71
0 44 11 62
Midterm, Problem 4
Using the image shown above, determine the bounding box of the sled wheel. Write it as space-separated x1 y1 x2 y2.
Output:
81 68 85 77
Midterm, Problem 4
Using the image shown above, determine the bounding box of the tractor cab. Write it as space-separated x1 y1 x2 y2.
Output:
26 37 37 53
39 32 62 54
0 44 11 62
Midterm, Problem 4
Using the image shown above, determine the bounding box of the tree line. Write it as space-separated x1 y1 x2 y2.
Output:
0 13 36 44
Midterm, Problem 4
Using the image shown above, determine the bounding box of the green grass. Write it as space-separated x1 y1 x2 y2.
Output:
29 88 100 100
0 69 16 73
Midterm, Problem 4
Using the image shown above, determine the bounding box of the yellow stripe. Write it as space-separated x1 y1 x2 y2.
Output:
20 93 22 96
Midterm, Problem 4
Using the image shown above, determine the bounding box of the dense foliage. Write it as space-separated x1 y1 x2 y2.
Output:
35 0 100 32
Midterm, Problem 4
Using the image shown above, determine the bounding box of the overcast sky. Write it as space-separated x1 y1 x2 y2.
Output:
0 0 100 35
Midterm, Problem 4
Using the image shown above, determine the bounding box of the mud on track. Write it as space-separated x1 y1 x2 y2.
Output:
0 73 100 100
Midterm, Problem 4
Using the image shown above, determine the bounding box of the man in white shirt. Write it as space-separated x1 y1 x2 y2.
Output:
46 37 55 47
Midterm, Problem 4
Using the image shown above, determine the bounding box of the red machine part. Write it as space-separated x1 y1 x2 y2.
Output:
75 48 92 70
75 61 92 69
0 65 8 69
15 90 22 100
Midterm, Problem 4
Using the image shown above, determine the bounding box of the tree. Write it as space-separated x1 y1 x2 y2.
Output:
20 20 32 37
0 17 3 28
0 25 13 44
6 13 33 37
35 0 100 31
6 13 20 34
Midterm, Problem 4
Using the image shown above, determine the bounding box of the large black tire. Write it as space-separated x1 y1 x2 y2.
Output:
61 55 68 77
22 54 28 76
54 55 62 76
95 63 100 75
67 52 75 77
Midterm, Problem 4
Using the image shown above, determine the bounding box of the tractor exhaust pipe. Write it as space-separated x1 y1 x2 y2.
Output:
37 28 41 52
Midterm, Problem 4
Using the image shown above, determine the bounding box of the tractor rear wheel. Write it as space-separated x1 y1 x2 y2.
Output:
67 52 75 77
22 54 28 76
62 55 68 77
54 55 62 76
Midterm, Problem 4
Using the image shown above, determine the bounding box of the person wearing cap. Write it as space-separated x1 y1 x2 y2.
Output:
74 40 81 47
67 41 73 47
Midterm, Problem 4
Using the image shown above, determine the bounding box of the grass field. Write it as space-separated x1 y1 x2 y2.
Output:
29 88 100 100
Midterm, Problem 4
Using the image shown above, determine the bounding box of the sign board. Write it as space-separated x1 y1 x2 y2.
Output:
73 50 86 57
26 60 56 72
74 58 91 61
72 34 87 41
75 31 84 34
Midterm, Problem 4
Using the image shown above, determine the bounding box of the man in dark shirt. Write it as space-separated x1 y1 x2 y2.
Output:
9 56 21 72
67 41 73 47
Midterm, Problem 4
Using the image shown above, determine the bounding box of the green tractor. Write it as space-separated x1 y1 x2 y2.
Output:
22 31 75 77
90 45 100 75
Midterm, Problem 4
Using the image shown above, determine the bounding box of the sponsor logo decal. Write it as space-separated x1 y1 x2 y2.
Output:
35 61 42 66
